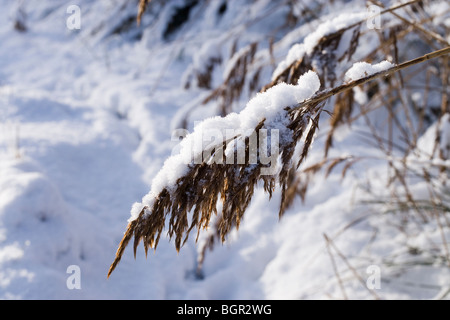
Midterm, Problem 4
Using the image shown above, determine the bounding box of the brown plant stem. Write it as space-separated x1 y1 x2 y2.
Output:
291 46 450 114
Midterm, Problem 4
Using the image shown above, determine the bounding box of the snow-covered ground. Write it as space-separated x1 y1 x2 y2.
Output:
0 0 449 299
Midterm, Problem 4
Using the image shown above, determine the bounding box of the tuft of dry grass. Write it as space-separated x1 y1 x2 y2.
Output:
202 42 259 116
137 0 151 26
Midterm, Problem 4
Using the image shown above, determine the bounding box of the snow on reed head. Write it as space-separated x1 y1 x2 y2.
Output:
129 70 320 222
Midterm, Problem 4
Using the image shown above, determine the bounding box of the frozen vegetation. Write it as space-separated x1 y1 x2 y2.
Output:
0 0 449 299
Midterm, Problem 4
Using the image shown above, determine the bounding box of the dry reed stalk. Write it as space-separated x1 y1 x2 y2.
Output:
369 0 449 47
137 0 151 26
264 0 424 92
184 0 421 125
195 212 221 278
429 196 450 268
108 46 450 278
323 233 348 300
260 0 438 162
202 42 258 116
324 233 381 300
195 56 222 90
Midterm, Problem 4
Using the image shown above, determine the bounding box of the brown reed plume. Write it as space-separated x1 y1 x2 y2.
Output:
108 45 450 278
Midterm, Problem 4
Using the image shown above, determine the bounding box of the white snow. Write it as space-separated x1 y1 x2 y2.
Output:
0 0 449 300
345 60 395 81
